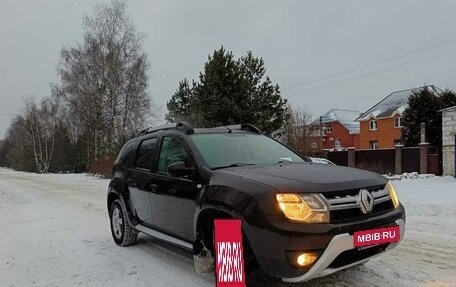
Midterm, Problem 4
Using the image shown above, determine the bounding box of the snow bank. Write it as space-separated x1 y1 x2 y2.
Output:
386 172 437 181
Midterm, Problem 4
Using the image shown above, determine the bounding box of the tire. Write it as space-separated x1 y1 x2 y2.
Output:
109 199 138 246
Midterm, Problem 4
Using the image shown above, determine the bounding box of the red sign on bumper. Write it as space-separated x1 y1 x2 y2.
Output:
354 225 400 247
214 219 246 287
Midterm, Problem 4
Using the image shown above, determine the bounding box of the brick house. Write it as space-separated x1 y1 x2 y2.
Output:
308 109 361 150
356 86 442 149
441 106 456 177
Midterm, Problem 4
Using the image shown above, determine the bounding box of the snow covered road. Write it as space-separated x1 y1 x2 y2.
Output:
0 168 455 287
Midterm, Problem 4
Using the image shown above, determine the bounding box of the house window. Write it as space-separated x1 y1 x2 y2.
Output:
325 124 332 133
369 141 378 150
369 120 378 131
311 142 317 149
394 117 403 128
335 139 341 148
310 126 320 137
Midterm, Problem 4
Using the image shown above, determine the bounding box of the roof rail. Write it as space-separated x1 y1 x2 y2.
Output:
137 122 194 137
223 124 262 134
175 122 194 134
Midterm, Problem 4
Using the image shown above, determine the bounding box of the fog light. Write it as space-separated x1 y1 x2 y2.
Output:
296 253 318 266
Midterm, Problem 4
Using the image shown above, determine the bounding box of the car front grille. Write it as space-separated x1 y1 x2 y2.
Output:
322 185 395 223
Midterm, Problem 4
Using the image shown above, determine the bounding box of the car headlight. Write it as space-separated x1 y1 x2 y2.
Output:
276 193 329 223
386 181 400 209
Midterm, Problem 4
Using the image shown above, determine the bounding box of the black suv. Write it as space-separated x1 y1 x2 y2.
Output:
107 122 405 283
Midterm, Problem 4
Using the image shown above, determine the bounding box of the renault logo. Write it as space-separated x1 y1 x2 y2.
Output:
359 189 374 214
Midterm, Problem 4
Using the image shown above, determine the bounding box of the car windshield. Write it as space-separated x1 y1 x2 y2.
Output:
189 133 305 169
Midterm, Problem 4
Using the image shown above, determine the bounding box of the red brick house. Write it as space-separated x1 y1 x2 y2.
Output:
308 109 361 150
356 85 442 149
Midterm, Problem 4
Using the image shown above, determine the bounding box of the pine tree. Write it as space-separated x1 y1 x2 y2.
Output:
166 47 288 136
440 90 456 108
166 79 195 123
194 47 245 127
239 51 289 135
401 87 456 147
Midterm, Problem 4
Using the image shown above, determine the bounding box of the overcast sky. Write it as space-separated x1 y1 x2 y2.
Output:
1 0 456 138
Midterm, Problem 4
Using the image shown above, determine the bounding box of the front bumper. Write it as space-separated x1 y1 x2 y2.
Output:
282 218 405 282
242 205 405 280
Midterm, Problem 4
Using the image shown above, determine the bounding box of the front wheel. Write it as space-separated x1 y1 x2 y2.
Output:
109 199 137 246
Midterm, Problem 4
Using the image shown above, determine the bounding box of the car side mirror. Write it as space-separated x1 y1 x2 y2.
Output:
168 161 195 177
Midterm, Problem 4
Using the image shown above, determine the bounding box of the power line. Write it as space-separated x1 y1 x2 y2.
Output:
284 47 456 97
283 46 456 98
282 37 456 92
282 37 456 93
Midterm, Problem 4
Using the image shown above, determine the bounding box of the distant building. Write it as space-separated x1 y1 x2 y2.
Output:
441 106 456 177
356 85 442 149
308 109 361 150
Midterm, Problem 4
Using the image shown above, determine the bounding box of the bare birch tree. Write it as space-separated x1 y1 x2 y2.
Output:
3 97 61 173
57 0 152 163
283 104 313 154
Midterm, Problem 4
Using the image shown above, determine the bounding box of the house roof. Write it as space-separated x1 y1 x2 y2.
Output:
312 109 362 134
439 105 456 112
356 85 443 121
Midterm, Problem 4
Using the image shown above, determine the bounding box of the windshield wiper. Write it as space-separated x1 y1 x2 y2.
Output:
278 157 293 163
212 163 256 170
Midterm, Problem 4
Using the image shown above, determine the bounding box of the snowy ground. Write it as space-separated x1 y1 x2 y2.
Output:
0 168 455 287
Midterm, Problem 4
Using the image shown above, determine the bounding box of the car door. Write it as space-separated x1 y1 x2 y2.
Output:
150 135 201 241
127 137 158 225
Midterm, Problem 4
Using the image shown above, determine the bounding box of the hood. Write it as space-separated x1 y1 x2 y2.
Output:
215 162 386 194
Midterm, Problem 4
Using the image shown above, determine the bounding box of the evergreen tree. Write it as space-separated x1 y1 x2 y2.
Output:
166 79 195 123
166 47 288 136
239 51 289 135
401 87 456 147
440 90 456 108
0 140 9 167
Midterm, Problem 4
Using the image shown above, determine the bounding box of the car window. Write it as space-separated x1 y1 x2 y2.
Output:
135 138 157 170
119 142 138 168
158 137 187 173
190 133 304 168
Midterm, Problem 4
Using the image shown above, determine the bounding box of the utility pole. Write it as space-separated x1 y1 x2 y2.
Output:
319 116 323 151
